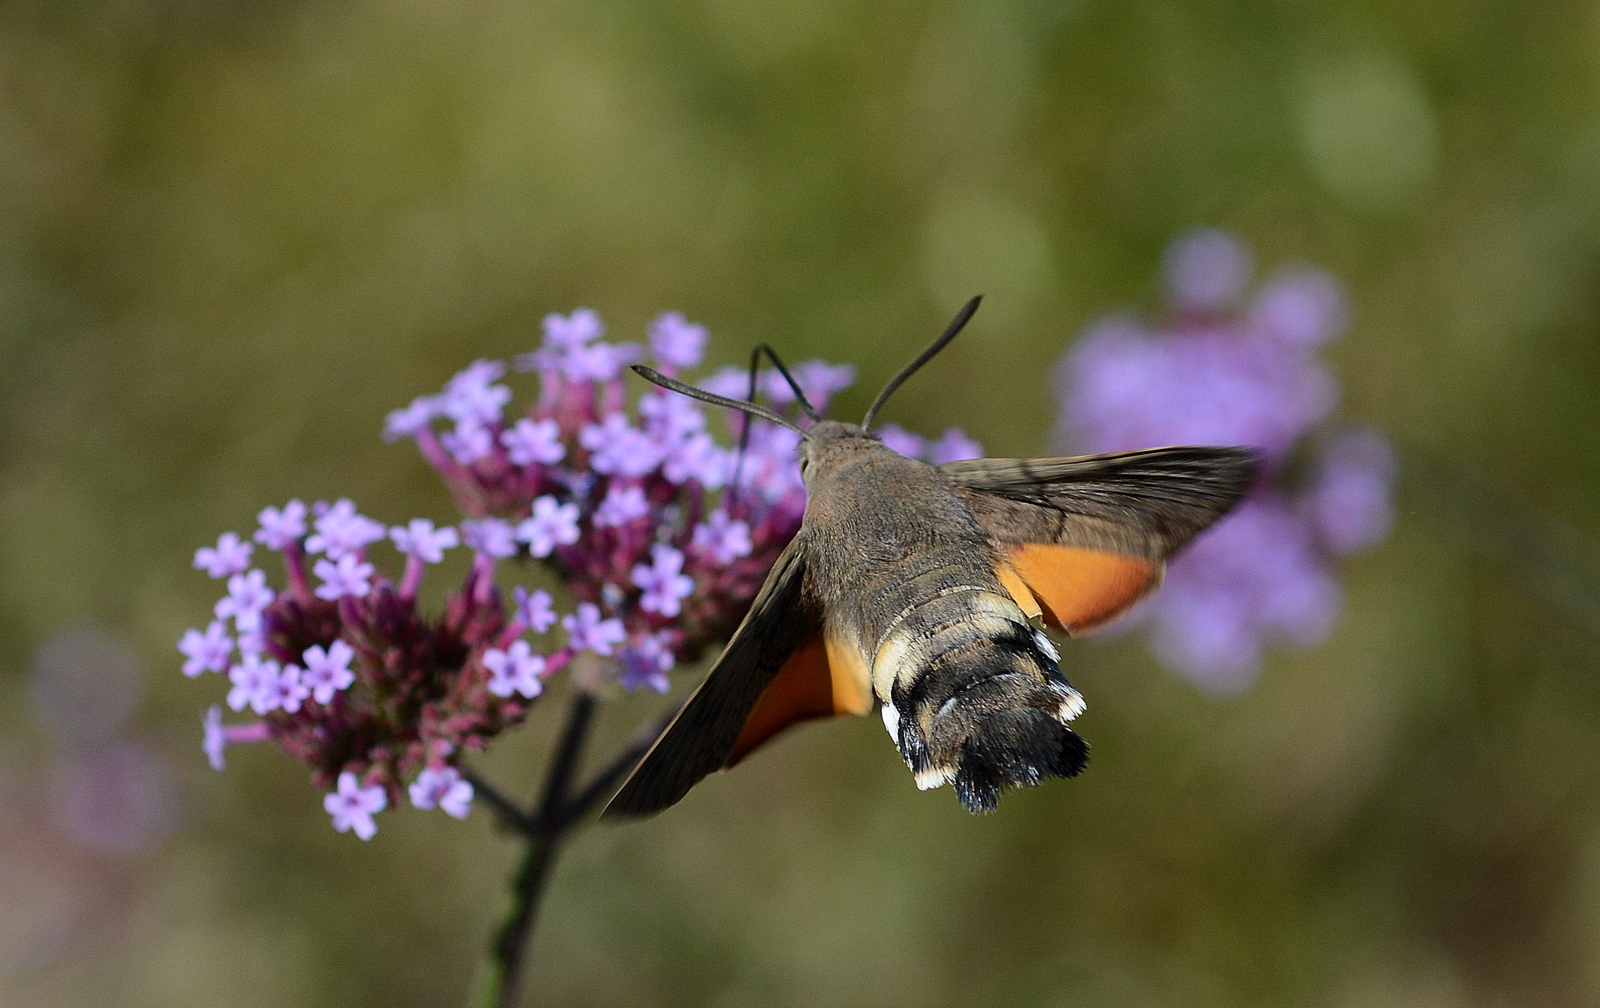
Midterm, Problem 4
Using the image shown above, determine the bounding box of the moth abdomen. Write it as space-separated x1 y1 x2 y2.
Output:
875 590 1088 812
954 706 1088 814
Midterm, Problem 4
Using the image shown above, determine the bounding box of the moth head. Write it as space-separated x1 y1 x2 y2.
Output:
794 420 873 485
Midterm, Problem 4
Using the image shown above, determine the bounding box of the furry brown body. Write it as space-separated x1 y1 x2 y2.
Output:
604 412 1255 819
799 422 1085 812
603 300 1253 819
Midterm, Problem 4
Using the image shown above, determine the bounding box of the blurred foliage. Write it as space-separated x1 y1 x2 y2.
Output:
4 0 1600 1005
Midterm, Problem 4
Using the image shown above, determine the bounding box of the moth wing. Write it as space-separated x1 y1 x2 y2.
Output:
725 627 873 767
940 446 1258 633
604 535 861 819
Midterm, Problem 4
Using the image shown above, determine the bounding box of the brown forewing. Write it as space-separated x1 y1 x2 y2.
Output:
603 535 819 819
939 446 1258 561
943 446 1257 633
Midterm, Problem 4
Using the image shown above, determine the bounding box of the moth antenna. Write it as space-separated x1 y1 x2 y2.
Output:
751 344 822 423
630 365 812 439
726 347 762 510
862 295 982 430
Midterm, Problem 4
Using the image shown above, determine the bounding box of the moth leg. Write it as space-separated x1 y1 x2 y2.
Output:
728 344 822 510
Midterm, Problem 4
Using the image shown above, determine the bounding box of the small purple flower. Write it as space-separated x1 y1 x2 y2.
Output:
691 510 752 565
447 357 508 389
1165 227 1251 310
301 640 357 704
541 308 604 351
440 360 511 427
792 360 858 410
383 395 440 442
1147 499 1340 691
619 632 675 693
263 665 311 714
567 342 640 383
178 621 233 678
202 705 228 770
237 628 265 657
215 569 274 633
500 417 566 466
1249 268 1347 349
758 359 858 408
928 428 983 465
305 499 387 559
440 422 494 465
594 485 650 528
324 771 387 840
757 368 800 404
563 603 625 656
633 545 694 618
227 654 280 713
1305 428 1395 555
254 499 308 549
638 390 707 443
580 413 663 477
389 518 459 563
512 586 558 633
877 424 928 460
201 708 274 772
518 311 641 382
743 424 805 501
516 497 581 557
194 532 253 578
648 311 709 371
409 766 474 819
461 518 518 559
313 554 375 600
699 365 753 401
483 641 546 699
662 433 730 488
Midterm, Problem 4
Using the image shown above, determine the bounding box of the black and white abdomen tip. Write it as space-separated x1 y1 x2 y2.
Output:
873 589 1089 813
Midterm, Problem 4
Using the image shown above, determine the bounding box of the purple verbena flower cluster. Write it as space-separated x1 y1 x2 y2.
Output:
1054 229 1394 692
181 308 982 838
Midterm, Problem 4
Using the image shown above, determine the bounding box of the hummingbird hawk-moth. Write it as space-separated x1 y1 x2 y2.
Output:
604 298 1257 818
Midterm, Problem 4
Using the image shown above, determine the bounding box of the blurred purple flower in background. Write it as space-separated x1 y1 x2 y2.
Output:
31 627 178 856
180 308 983 838
1055 228 1394 691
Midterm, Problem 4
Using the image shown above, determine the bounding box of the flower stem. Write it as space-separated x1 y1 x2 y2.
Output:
466 695 672 1008
561 710 672 820
532 692 598 831
458 767 534 835
487 832 563 1008
483 691 597 1008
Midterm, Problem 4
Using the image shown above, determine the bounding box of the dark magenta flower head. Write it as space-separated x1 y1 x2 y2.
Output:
1056 230 1393 691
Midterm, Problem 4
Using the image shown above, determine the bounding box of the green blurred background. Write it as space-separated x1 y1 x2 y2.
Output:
4 0 1600 1005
